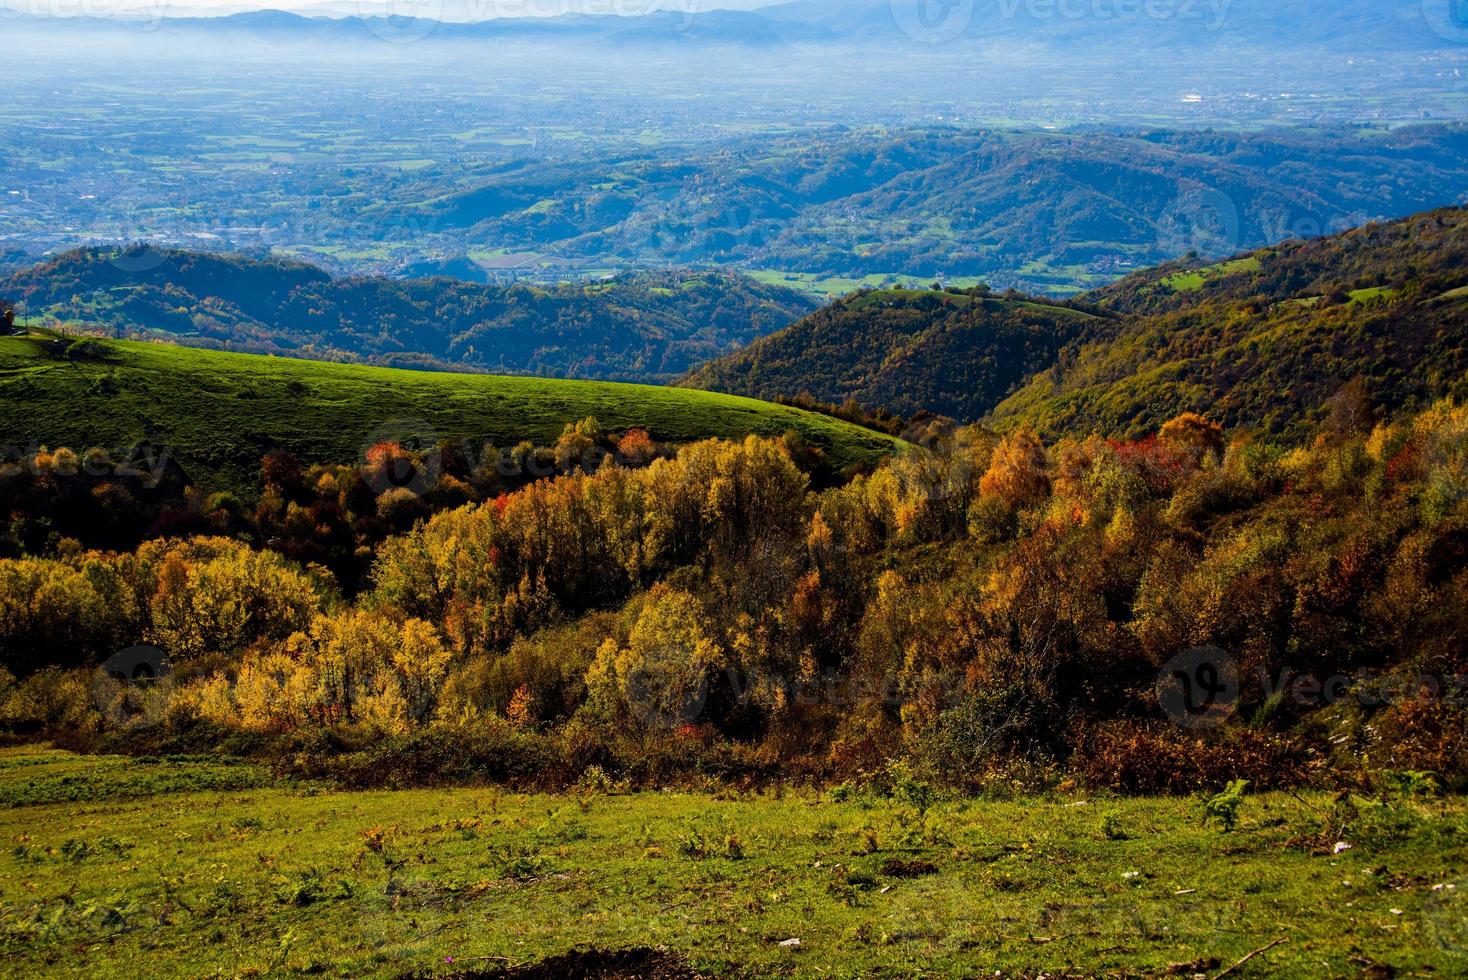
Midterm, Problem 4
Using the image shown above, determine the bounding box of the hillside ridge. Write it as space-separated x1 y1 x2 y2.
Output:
1 247 817 384
0 332 901 494
685 206 1468 439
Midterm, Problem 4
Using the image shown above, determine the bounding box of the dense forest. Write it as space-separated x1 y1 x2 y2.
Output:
2 399 1463 793
2 248 815 382
691 208 1468 436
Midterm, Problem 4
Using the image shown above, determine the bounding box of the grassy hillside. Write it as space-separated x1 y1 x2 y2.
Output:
0 334 901 493
2 248 817 384
681 287 1102 422
991 207 1468 440
2 747 1463 978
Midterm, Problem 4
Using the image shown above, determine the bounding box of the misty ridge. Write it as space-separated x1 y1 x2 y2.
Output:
5 0 1466 52
5 0 1468 293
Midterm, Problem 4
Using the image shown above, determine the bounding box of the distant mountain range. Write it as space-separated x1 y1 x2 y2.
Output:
387 125 1468 288
7 0 1460 51
1 248 816 383
686 207 1468 439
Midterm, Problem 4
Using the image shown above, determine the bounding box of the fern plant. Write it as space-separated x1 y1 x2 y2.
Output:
1202 779 1251 833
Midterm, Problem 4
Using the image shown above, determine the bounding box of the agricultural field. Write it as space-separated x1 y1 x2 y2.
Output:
0 748 1464 978
0 334 902 493
745 271 991 301
1159 258 1264 293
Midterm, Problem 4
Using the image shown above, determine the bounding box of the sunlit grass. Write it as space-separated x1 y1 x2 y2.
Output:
0 747 1464 978
1160 256 1263 293
0 335 903 494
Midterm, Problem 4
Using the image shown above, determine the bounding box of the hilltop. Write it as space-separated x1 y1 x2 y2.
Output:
1 248 817 384
0 333 901 494
680 287 1104 422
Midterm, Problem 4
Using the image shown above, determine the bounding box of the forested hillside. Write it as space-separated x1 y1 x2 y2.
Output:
689 208 1468 439
4 390 1465 796
405 126 1468 289
993 207 1468 440
681 287 1105 421
2 248 816 382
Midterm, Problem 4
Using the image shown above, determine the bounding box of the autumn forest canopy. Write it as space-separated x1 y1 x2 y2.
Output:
2 207 1466 799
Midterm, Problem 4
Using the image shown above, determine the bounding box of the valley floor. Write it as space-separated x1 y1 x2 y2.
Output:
0 748 1464 978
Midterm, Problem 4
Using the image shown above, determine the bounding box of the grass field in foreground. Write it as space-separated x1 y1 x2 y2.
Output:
0 335 902 493
1 748 1465 978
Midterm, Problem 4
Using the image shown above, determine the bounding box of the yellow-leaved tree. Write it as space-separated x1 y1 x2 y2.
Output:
177 610 450 733
141 538 325 661
583 588 724 731
979 427 1050 509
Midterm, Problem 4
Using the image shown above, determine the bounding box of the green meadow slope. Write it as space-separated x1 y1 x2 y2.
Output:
0 334 901 493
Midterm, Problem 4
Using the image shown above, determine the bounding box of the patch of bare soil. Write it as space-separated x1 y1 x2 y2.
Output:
409 947 709 979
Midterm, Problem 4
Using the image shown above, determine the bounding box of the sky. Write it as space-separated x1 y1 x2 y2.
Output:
16 0 790 15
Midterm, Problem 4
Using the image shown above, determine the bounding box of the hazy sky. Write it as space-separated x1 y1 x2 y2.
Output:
44 0 790 14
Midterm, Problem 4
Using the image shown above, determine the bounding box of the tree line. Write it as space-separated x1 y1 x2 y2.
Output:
1 400 1465 793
